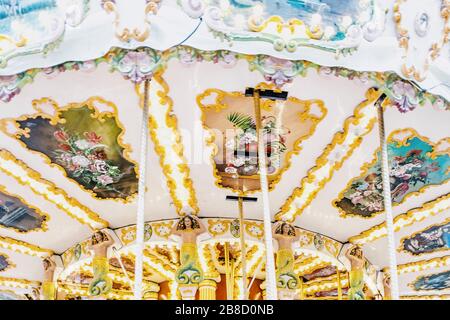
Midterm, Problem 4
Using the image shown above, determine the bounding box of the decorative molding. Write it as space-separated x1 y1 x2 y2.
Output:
0 149 108 230
396 255 450 274
349 194 450 245
0 236 53 258
0 276 40 289
179 0 385 55
275 88 381 222
393 0 449 81
142 74 199 214
0 0 90 69
101 0 161 43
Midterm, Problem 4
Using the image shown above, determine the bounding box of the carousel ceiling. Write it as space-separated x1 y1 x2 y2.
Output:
0 0 449 300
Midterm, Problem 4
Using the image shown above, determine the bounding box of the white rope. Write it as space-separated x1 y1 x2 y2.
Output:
377 101 400 300
253 91 277 300
112 247 132 284
134 79 150 300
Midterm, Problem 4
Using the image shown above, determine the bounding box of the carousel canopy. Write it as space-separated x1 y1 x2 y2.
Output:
0 0 449 300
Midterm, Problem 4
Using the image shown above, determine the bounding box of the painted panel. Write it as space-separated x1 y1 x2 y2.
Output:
0 190 45 232
334 130 450 218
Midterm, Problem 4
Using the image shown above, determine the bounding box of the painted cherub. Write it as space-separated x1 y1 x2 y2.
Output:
41 257 57 300
345 245 366 300
171 209 206 285
272 221 300 292
87 230 114 296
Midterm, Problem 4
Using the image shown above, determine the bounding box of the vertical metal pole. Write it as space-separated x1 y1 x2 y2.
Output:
252 90 277 300
225 242 232 300
376 102 400 300
238 197 248 299
134 79 150 300
299 277 304 300
337 269 342 300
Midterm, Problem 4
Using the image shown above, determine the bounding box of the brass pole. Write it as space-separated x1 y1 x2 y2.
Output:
337 269 343 300
238 197 248 299
225 242 232 300
299 277 304 300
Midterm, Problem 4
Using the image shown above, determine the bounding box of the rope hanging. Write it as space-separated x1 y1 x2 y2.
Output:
376 98 400 300
134 79 150 299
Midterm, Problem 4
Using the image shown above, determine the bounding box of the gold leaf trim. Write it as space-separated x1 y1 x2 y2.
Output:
349 194 450 245
0 149 108 230
275 88 381 222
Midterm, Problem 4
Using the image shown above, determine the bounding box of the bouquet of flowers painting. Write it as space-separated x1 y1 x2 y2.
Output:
16 106 138 200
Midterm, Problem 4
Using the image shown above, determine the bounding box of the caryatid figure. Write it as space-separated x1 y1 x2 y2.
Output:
41 257 57 300
87 230 114 296
345 245 366 300
171 213 206 285
272 221 300 291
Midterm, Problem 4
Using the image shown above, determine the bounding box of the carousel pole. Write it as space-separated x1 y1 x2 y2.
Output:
337 269 343 300
376 95 400 300
246 88 287 300
238 197 248 300
134 79 150 300
226 195 257 299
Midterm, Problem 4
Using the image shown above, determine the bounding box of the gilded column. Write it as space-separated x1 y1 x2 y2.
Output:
199 278 218 300
143 282 160 300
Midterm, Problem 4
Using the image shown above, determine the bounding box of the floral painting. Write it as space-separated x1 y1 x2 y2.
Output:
223 112 288 177
402 222 450 255
16 105 138 200
412 271 450 291
335 135 450 217
0 254 10 272
0 191 46 232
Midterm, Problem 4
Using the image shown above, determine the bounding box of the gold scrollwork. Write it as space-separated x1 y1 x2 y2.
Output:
207 219 230 237
0 149 108 230
349 194 450 245
0 236 53 258
393 0 450 81
138 74 199 215
276 88 381 222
